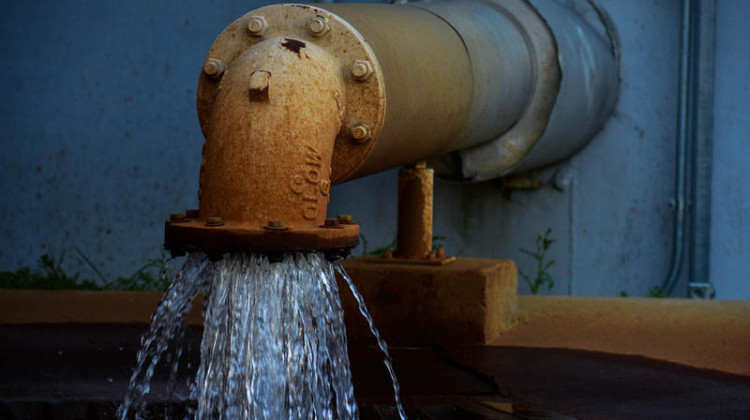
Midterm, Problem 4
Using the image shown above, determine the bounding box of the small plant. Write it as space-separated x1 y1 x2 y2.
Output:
648 285 667 298
519 228 556 295
0 252 99 290
0 249 171 291
619 290 629 297
360 234 447 256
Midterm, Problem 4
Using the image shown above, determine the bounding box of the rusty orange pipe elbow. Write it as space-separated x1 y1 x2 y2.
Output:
165 33 365 256
199 37 343 229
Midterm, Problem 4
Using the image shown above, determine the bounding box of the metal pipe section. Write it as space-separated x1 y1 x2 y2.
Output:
395 162 434 260
661 0 692 296
440 0 620 180
164 0 619 254
199 38 343 228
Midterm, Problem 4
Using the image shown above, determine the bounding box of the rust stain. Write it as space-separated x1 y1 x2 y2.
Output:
281 38 306 57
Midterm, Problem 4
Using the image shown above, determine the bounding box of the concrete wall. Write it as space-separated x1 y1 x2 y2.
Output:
710 0 750 298
1 0 748 298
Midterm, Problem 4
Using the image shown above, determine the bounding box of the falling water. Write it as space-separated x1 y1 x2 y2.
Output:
334 263 408 420
119 251 406 419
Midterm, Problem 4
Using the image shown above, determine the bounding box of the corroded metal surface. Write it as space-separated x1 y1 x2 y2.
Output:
340 258 519 345
164 219 359 257
394 161 434 260
171 4 394 253
196 4 386 184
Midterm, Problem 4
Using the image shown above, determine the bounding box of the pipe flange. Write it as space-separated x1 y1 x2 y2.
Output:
165 219 360 256
196 4 386 184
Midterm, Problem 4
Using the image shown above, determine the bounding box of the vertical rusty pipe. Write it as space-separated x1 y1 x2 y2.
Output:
199 37 345 229
394 161 434 259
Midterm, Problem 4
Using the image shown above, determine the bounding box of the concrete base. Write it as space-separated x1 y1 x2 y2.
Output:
338 257 518 345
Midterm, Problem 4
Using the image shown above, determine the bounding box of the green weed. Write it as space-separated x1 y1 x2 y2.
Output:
0 250 171 291
519 228 556 295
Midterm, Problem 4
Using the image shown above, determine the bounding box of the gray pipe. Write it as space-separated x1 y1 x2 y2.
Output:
662 0 692 295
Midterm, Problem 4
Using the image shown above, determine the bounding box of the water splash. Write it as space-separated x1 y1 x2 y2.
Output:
194 252 357 420
118 252 365 420
334 262 407 420
118 253 211 419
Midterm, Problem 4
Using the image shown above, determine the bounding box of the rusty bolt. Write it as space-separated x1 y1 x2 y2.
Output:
350 124 371 143
203 58 225 79
264 220 289 231
169 213 186 223
436 246 446 259
185 209 199 218
308 16 330 37
247 15 268 36
351 60 373 82
322 218 341 228
206 216 224 227
337 214 353 224
382 250 393 259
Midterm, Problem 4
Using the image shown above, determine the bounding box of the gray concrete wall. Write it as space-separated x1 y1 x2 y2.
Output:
710 0 750 298
1 0 748 298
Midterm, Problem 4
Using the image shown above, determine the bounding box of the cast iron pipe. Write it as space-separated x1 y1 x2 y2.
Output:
164 0 619 255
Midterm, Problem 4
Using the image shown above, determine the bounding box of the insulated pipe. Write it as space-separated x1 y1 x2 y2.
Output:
164 0 619 255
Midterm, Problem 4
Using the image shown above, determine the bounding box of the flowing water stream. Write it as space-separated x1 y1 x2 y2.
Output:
118 251 406 420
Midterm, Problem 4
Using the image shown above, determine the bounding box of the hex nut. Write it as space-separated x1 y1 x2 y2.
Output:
203 58 225 79
351 60 373 82
436 246 446 259
247 15 268 36
337 214 353 224
169 213 186 223
206 216 224 227
350 124 372 143
322 218 340 228
308 16 330 37
264 220 289 231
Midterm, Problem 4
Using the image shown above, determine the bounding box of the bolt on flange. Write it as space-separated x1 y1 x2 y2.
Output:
337 214 354 224
351 60 373 82
308 16 330 37
264 220 289 231
203 58 225 79
350 123 372 143
247 15 268 36
321 218 342 228
206 216 224 227
168 213 188 223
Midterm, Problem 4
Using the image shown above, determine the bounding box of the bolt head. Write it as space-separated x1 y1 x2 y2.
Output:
351 60 373 81
350 124 372 143
337 214 353 224
323 218 340 227
436 246 446 258
264 220 289 231
169 213 186 222
203 58 225 79
308 16 330 37
247 16 268 36
206 216 224 227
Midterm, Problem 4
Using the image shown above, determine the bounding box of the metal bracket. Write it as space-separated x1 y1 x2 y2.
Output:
688 282 716 300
